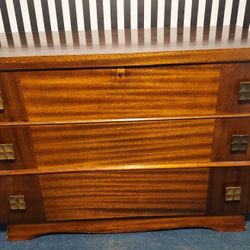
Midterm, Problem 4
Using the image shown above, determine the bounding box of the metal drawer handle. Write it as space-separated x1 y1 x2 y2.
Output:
230 135 249 153
0 90 4 112
238 82 250 103
0 144 16 161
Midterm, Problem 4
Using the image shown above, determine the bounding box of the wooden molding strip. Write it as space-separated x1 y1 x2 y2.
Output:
1 48 250 72
1 113 250 128
7 215 246 240
1 161 250 177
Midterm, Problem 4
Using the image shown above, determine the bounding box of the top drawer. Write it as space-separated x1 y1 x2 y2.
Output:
0 63 249 122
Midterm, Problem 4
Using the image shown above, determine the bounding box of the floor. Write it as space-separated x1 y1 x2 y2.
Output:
1 220 250 250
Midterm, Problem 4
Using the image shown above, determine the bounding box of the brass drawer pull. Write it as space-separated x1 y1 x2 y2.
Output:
230 135 249 153
0 90 4 111
9 195 26 211
238 82 250 102
117 68 125 78
0 144 16 161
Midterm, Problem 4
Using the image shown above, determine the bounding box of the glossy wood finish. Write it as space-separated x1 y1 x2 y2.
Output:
0 127 36 170
40 169 208 221
212 118 250 162
217 63 250 114
0 73 28 122
0 27 249 71
31 120 214 169
207 167 250 215
0 175 45 225
7 215 246 241
11 65 220 122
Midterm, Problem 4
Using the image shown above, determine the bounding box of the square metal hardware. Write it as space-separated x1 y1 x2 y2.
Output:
238 82 250 102
9 195 26 211
230 135 249 153
0 90 4 111
0 144 16 161
225 186 241 202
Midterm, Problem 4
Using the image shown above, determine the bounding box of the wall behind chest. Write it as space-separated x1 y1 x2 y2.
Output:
0 0 249 34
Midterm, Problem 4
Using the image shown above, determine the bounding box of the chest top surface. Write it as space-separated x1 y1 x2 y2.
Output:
0 26 249 71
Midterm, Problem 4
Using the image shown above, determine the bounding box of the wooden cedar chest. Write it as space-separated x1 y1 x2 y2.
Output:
0 27 250 240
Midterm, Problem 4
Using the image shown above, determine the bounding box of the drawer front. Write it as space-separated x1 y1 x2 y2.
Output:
31 120 214 168
39 169 209 221
0 119 214 170
0 169 208 224
1 118 250 171
0 65 220 122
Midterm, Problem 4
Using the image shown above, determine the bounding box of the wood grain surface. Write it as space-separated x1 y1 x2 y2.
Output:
39 168 208 221
207 167 250 215
2 65 220 122
216 63 250 114
7 215 246 240
31 119 214 168
212 118 250 162
0 175 46 225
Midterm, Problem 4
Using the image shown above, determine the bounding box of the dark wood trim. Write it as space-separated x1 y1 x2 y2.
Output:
207 167 250 215
7 215 246 240
0 175 46 225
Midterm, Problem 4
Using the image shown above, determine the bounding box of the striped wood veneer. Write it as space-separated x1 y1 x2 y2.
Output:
39 169 209 221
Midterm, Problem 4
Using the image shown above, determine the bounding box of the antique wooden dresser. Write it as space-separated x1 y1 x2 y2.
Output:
0 27 250 240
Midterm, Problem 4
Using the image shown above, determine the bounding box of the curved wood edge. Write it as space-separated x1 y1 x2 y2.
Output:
1 48 250 71
7 215 246 241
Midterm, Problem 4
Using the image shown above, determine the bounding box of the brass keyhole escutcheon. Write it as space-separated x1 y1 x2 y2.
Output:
117 68 125 78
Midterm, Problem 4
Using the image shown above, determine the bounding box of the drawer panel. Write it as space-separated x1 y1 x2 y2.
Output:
1 118 250 171
0 65 220 122
39 169 209 221
31 120 214 168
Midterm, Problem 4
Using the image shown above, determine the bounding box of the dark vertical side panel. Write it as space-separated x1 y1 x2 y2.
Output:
151 0 158 28
204 0 212 26
138 0 144 28
0 0 14 47
207 167 250 215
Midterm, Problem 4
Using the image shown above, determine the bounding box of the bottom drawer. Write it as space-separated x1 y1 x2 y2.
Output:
0 168 208 224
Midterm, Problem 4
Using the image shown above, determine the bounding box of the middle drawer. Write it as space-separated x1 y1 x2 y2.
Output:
1 118 250 171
